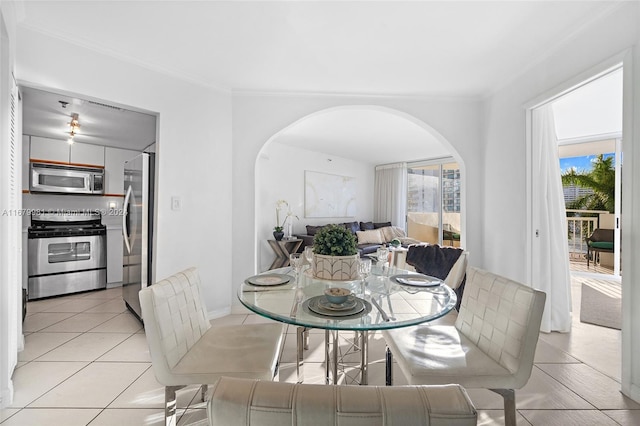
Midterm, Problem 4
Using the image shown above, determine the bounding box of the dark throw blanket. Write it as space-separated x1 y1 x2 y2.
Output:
406 244 466 311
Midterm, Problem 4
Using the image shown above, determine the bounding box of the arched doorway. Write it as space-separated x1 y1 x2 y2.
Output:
254 105 466 272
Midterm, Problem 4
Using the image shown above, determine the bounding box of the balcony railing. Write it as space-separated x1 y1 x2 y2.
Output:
565 209 608 258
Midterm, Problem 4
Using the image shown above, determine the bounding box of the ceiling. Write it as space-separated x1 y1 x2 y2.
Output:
274 109 450 165
17 1 622 160
21 86 157 151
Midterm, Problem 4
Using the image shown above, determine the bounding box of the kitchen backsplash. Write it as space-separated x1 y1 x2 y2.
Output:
21 193 125 228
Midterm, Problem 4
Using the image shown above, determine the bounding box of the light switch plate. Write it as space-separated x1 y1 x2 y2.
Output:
171 196 181 211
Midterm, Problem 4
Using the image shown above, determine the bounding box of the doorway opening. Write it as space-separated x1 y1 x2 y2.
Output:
254 105 466 272
552 67 623 279
527 63 623 351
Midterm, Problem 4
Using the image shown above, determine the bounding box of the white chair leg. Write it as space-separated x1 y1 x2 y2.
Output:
490 388 516 426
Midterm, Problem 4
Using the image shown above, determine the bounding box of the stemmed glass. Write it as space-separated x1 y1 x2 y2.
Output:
358 258 372 296
376 246 389 276
289 253 303 287
303 246 314 273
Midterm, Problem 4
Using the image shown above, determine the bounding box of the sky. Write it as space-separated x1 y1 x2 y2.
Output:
559 153 614 174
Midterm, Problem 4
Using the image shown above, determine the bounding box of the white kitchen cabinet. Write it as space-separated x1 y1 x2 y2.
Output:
29 136 105 167
105 147 139 195
30 136 69 163
70 142 104 167
106 226 123 284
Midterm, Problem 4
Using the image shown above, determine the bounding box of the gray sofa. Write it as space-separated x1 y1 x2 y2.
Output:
296 221 392 257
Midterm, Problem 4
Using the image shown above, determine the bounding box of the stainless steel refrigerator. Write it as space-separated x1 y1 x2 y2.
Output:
122 152 154 321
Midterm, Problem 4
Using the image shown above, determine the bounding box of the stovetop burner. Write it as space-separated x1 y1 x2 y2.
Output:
28 211 106 238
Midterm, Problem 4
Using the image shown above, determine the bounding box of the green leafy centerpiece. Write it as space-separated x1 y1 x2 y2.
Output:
312 224 359 280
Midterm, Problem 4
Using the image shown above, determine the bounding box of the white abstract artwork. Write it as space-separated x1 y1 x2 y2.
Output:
305 171 356 218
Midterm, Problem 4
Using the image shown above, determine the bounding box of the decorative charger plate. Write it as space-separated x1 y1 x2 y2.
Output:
304 295 368 317
245 274 291 287
390 274 442 287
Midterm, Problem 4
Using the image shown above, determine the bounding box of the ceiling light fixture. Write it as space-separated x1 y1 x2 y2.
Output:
67 113 80 144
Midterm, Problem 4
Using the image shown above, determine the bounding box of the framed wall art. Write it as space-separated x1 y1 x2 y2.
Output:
304 171 356 218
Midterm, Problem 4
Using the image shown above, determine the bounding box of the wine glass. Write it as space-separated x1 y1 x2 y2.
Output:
303 246 314 271
376 247 389 276
358 258 372 296
289 253 303 286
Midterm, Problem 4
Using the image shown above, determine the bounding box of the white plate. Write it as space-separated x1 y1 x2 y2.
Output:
391 274 442 287
306 296 366 317
245 274 291 286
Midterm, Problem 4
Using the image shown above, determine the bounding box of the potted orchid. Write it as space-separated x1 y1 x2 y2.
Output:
274 200 298 240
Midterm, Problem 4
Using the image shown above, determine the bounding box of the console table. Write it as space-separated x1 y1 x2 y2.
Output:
267 238 303 270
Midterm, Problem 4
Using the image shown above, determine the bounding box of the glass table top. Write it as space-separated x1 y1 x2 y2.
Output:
238 266 457 331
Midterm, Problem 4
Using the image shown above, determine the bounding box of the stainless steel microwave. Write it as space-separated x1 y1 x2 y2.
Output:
30 162 104 195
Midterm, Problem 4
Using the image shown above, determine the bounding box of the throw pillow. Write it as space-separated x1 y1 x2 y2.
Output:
380 226 408 242
356 229 384 245
342 221 360 235
359 221 374 231
373 221 392 229
306 225 325 236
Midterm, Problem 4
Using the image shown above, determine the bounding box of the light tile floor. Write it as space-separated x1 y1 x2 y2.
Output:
2 277 639 426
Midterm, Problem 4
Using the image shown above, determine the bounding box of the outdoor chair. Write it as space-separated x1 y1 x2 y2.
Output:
586 228 614 268
382 266 546 426
139 267 284 426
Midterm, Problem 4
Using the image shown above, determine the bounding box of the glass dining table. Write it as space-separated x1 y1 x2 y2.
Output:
238 264 457 385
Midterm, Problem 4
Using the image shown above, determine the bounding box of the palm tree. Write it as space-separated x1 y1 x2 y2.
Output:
561 154 615 213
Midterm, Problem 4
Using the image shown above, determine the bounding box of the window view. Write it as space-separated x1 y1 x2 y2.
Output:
406 161 461 246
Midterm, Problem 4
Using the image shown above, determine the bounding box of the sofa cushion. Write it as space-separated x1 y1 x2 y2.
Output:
374 221 392 229
357 229 385 244
360 221 375 231
306 225 325 236
359 244 382 256
380 226 407 242
342 221 360 235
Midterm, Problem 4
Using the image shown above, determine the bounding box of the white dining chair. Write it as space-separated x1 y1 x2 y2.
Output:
383 266 546 426
208 376 477 426
139 267 284 426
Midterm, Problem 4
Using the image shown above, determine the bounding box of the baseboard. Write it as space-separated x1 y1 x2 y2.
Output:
207 306 231 320
624 382 640 404
230 304 252 315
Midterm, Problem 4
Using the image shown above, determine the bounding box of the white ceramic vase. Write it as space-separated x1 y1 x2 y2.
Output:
312 253 359 281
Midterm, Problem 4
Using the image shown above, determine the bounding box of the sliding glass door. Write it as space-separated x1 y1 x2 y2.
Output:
406 160 461 246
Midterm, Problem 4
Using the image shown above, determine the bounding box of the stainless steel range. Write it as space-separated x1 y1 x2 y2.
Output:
28 211 107 299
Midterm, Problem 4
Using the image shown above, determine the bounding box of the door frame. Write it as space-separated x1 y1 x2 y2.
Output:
525 58 625 286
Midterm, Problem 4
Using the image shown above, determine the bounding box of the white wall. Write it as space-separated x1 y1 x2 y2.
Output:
232 94 482 307
256 142 375 272
482 2 639 401
16 28 234 317
0 1 19 409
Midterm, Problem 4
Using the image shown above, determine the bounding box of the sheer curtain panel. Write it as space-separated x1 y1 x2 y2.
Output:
532 104 572 333
374 163 407 227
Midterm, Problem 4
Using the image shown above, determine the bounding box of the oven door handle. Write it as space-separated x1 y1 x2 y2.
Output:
123 185 132 255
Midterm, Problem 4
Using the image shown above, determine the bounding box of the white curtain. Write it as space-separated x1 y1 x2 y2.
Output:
374 163 407 227
533 104 572 333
